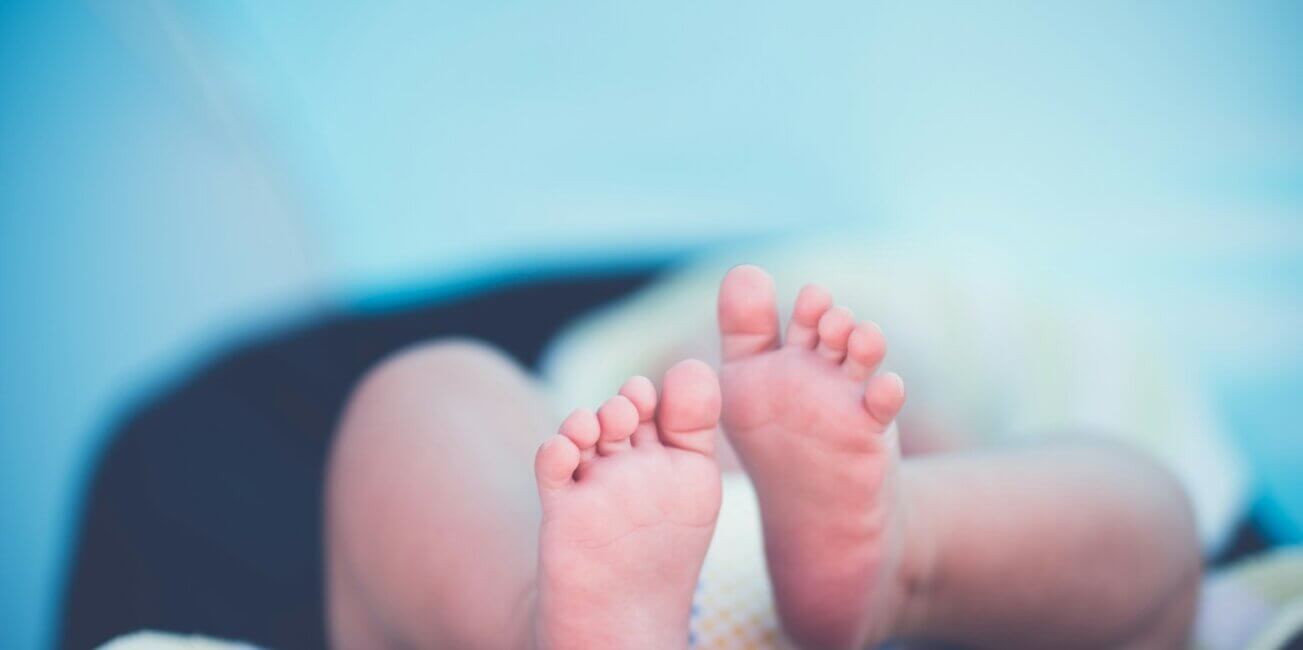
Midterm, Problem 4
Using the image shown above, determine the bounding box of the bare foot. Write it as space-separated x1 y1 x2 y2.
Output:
716 265 911 649
533 360 723 650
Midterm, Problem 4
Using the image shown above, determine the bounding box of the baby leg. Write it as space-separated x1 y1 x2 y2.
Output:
325 340 550 648
716 265 1201 649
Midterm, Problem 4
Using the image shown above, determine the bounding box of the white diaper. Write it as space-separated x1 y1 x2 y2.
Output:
690 473 791 649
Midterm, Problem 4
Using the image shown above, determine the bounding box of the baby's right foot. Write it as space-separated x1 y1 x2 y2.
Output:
717 265 912 649
533 360 723 650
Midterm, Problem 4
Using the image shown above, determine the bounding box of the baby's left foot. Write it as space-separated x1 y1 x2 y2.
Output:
533 360 723 650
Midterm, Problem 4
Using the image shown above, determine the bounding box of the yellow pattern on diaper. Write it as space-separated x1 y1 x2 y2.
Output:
691 474 792 649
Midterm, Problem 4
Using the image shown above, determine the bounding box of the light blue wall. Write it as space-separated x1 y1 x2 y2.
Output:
1 2 1300 648
219 2 1302 292
0 5 323 649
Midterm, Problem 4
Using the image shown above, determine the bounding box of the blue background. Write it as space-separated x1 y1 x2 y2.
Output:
2 3 1300 648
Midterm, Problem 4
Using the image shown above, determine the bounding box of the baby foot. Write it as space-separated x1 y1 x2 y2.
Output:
533 360 723 650
717 265 910 649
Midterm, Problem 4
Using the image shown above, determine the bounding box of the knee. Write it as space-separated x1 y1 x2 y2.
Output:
324 339 517 647
327 338 527 550
342 338 528 424
330 339 518 476
366 338 524 391
390 337 520 374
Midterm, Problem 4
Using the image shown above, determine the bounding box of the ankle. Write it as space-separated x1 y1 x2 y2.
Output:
534 579 693 650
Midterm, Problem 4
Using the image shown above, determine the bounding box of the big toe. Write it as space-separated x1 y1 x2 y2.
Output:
657 359 721 455
718 265 780 362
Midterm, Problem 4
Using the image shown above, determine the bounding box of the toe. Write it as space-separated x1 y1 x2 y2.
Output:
843 321 887 380
786 284 833 349
559 408 600 464
815 306 855 362
597 395 639 455
718 265 781 362
535 435 581 492
619 376 660 447
657 359 721 456
619 376 657 421
864 371 906 425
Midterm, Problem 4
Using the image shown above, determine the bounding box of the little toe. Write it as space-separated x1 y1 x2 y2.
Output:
535 435 581 492
597 395 639 455
718 265 781 362
844 322 887 380
657 359 721 456
619 376 660 447
786 284 833 349
559 408 601 464
815 306 855 362
864 371 907 426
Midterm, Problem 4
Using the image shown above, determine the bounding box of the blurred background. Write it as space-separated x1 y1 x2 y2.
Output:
1 2 1300 648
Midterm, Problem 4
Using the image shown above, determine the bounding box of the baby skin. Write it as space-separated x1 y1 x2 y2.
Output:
534 360 724 649
326 266 1203 650
528 267 915 649
717 266 912 647
713 266 1201 649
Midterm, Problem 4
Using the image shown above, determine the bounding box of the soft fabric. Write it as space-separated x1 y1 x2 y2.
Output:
1196 548 1303 650
97 631 257 649
692 473 788 649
